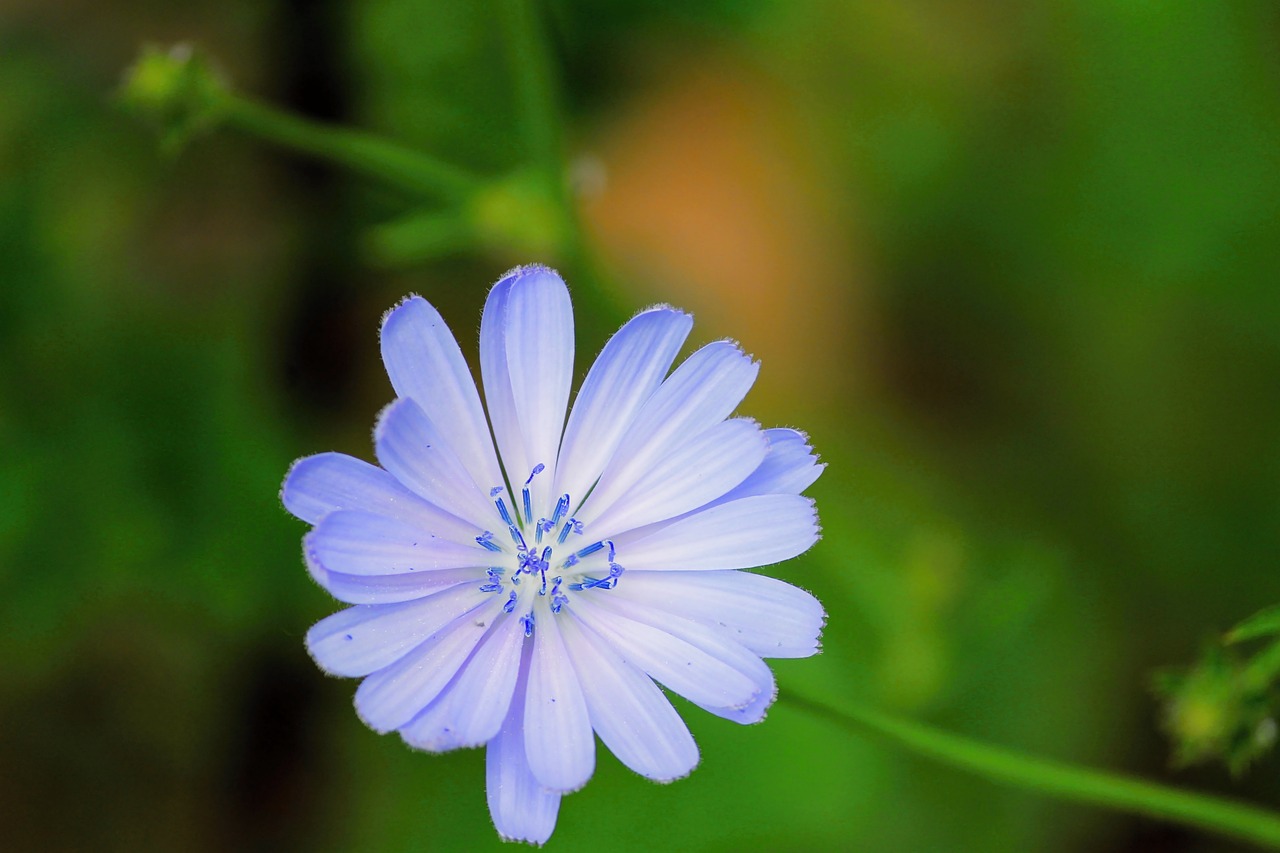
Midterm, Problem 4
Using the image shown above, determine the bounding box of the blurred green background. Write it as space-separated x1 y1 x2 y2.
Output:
3 1 1279 850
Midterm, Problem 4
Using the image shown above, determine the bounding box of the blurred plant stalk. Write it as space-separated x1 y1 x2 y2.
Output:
118 43 574 267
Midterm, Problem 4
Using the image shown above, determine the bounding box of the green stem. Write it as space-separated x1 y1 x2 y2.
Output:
497 0 565 191
784 692 1280 849
220 96 481 202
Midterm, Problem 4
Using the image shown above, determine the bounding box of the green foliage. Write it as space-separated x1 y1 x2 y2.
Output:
5 0 1280 849
1155 613 1280 777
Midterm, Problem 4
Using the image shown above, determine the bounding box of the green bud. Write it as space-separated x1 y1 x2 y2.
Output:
469 169 572 259
118 44 229 153
1155 643 1280 776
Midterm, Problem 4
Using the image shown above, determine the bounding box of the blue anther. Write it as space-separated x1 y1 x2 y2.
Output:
490 486 504 498
476 532 503 552
521 612 535 637
606 541 617 561
557 522 573 544
508 525 526 551
495 497 515 527
535 521 544 546
522 488 532 527
575 541 605 559
551 494 569 526
479 581 502 593
569 576 613 591
503 591 518 613
551 593 568 613
563 554 579 568
541 546 553 563
608 562 625 579
525 463 545 485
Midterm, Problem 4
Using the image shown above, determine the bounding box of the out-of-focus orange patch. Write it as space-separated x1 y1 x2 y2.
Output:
580 57 866 413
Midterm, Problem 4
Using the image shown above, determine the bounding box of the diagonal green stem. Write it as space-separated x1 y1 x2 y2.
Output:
783 692 1280 849
220 96 481 202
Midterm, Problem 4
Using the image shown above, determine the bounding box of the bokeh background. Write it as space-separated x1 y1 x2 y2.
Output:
3 1 1279 850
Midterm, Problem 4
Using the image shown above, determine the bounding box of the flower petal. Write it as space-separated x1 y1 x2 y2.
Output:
588 592 777 724
400 610 526 752
380 295 504 492
480 272 529 496
554 306 693 508
611 570 825 658
720 428 824 501
487 643 560 845
283 453 487 545
307 510 489 576
559 612 699 782
612 494 819 571
355 597 505 732
305 554 477 605
282 452 432 525
578 418 767 542
374 397 495 530
504 266 574 520
569 594 763 710
523 610 595 792
700 668 777 725
306 584 492 677
583 341 758 521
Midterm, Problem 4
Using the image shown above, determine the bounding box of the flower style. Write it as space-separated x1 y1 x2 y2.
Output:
282 265 825 844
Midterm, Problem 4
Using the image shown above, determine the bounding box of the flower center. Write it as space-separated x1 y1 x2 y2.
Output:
471 464 625 636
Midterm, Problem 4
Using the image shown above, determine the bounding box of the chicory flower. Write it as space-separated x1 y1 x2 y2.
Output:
282 265 824 843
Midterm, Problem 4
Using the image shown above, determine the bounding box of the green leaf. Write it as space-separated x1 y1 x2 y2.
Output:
1228 604 1280 645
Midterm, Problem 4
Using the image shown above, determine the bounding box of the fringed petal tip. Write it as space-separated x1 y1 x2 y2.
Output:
378 292 428 337
634 302 692 321
495 263 563 290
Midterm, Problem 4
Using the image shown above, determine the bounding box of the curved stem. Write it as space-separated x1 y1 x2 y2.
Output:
783 692 1280 849
220 96 481 202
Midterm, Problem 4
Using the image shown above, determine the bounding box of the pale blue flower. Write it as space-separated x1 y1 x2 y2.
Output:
282 265 825 844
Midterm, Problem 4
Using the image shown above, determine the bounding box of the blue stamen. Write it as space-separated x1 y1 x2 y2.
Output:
495 497 514 527
503 591 518 613
557 522 573 544
563 554 579 568
575 541 605 559
490 486 504 498
521 611 536 637
508 525 526 551
476 532 503 552
535 521 544 546
607 541 616 562
479 580 502 593
522 463 545 526
551 494 569 526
